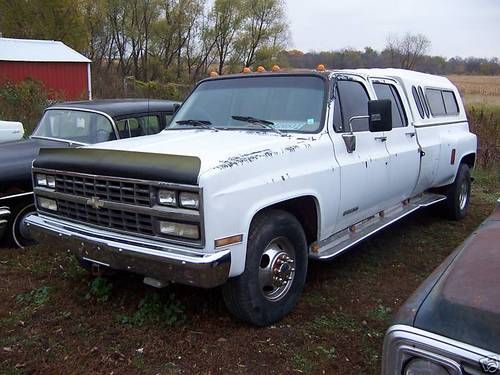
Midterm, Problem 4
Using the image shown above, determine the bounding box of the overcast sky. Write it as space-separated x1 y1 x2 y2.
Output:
286 0 500 58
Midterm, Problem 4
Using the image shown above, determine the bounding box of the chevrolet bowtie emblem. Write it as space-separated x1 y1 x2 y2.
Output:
87 196 105 210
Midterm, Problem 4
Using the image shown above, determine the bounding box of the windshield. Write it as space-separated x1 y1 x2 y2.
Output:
170 75 326 133
32 109 116 144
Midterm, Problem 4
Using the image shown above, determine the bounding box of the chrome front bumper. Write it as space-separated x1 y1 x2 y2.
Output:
25 214 230 288
0 207 11 238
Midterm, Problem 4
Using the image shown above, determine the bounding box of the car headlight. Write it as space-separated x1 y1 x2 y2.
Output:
404 358 450 375
36 173 56 188
158 221 199 240
158 189 177 206
179 192 199 210
38 197 58 211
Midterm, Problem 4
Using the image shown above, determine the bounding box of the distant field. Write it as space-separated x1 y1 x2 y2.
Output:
448 74 500 105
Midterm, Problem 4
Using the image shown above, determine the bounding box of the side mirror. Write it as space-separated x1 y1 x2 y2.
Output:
368 100 392 132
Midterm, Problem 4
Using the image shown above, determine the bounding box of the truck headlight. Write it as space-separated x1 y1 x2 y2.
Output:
36 173 55 188
179 192 199 210
159 221 199 240
404 358 450 375
36 173 47 186
158 189 177 206
38 197 58 211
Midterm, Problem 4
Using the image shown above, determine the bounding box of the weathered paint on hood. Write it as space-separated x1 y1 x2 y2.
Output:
87 129 315 176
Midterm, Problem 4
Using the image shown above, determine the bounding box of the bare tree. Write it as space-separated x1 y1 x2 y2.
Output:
385 33 431 69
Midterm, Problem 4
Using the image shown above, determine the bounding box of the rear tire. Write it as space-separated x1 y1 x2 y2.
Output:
444 163 471 220
222 209 308 326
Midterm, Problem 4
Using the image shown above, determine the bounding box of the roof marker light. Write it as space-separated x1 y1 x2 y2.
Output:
256 66 266 73
209 71 219 77
242 67 252 74
272 65 281 72
316 64 326 72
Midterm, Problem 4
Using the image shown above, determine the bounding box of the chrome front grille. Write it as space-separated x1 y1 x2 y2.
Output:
33 168 205 247
56 198 154 235
54 173 152 207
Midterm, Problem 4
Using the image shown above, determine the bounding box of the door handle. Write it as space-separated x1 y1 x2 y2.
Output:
405 132 416 137
374 136 387 142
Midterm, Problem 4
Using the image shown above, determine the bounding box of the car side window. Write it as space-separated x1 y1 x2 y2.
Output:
334 80 369 132
115 115 160 138
373 83 408 128
141 115 160 135
442 90 459 115
426 88 446 116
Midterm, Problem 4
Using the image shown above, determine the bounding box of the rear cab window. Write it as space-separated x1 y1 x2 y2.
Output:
425 88 460 117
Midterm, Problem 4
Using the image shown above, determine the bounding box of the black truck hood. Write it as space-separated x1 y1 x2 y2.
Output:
33 148 201 186
402 203 500 353
0 138 71 197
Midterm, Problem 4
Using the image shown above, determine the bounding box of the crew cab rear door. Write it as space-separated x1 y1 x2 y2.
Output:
330 76 392 230
371 78 420 203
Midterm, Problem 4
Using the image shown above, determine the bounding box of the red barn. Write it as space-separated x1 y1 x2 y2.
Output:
0 37 92 100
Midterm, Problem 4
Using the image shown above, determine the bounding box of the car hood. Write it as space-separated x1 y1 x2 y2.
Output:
0 138 70 195
412 201 500 353
88 129 311 175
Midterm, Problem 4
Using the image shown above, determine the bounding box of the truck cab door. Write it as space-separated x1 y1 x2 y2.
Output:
371 79 420 203
330 78 392 231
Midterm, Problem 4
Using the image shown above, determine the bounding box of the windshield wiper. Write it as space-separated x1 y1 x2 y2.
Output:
176 119 218 131
231 115 283 135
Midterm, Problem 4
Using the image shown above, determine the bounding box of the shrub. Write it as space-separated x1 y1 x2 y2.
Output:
467 103 500 169
0 79 54 134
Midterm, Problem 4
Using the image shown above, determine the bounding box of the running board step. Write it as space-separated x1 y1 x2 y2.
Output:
310 193 446 260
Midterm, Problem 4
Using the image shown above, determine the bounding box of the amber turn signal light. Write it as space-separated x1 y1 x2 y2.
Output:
316 64 326 72
215 234 244 248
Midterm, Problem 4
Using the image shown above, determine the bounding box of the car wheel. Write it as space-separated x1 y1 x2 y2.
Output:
444 163 471 220
10 201 37 248
222 209 308 326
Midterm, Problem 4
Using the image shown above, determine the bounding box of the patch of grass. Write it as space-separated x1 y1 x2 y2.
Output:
16 286 51 307
292 353 313 373
86 277 113 302
118 293 185 327
473 168 500 203
314 345 337 360
310 312 358 332
368 305 392 322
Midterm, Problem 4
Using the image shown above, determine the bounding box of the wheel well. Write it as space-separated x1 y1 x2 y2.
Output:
256 196 319 246
460 153 476 169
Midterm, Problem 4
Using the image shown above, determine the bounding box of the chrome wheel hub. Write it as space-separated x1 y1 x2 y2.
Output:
459 180 469 210
258 237 296 301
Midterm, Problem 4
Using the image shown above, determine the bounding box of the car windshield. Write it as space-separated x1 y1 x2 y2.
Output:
169 75 326 133
32 109 116 144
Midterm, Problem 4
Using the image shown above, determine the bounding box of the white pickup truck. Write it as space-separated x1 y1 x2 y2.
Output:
26 68 477 326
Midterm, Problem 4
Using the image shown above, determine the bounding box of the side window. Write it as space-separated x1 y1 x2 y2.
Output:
426 88 446 116
115 115 160 138
140 115 160 135
418 86 430 117
115 118 140 138
373 83 408 128
165 113 173 127
412 86 424 119
442 90 459 115
335 80 369 132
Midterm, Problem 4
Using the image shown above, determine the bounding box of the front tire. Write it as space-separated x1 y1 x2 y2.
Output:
444 163 471 220
10 201 37 248
222 209 308 326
